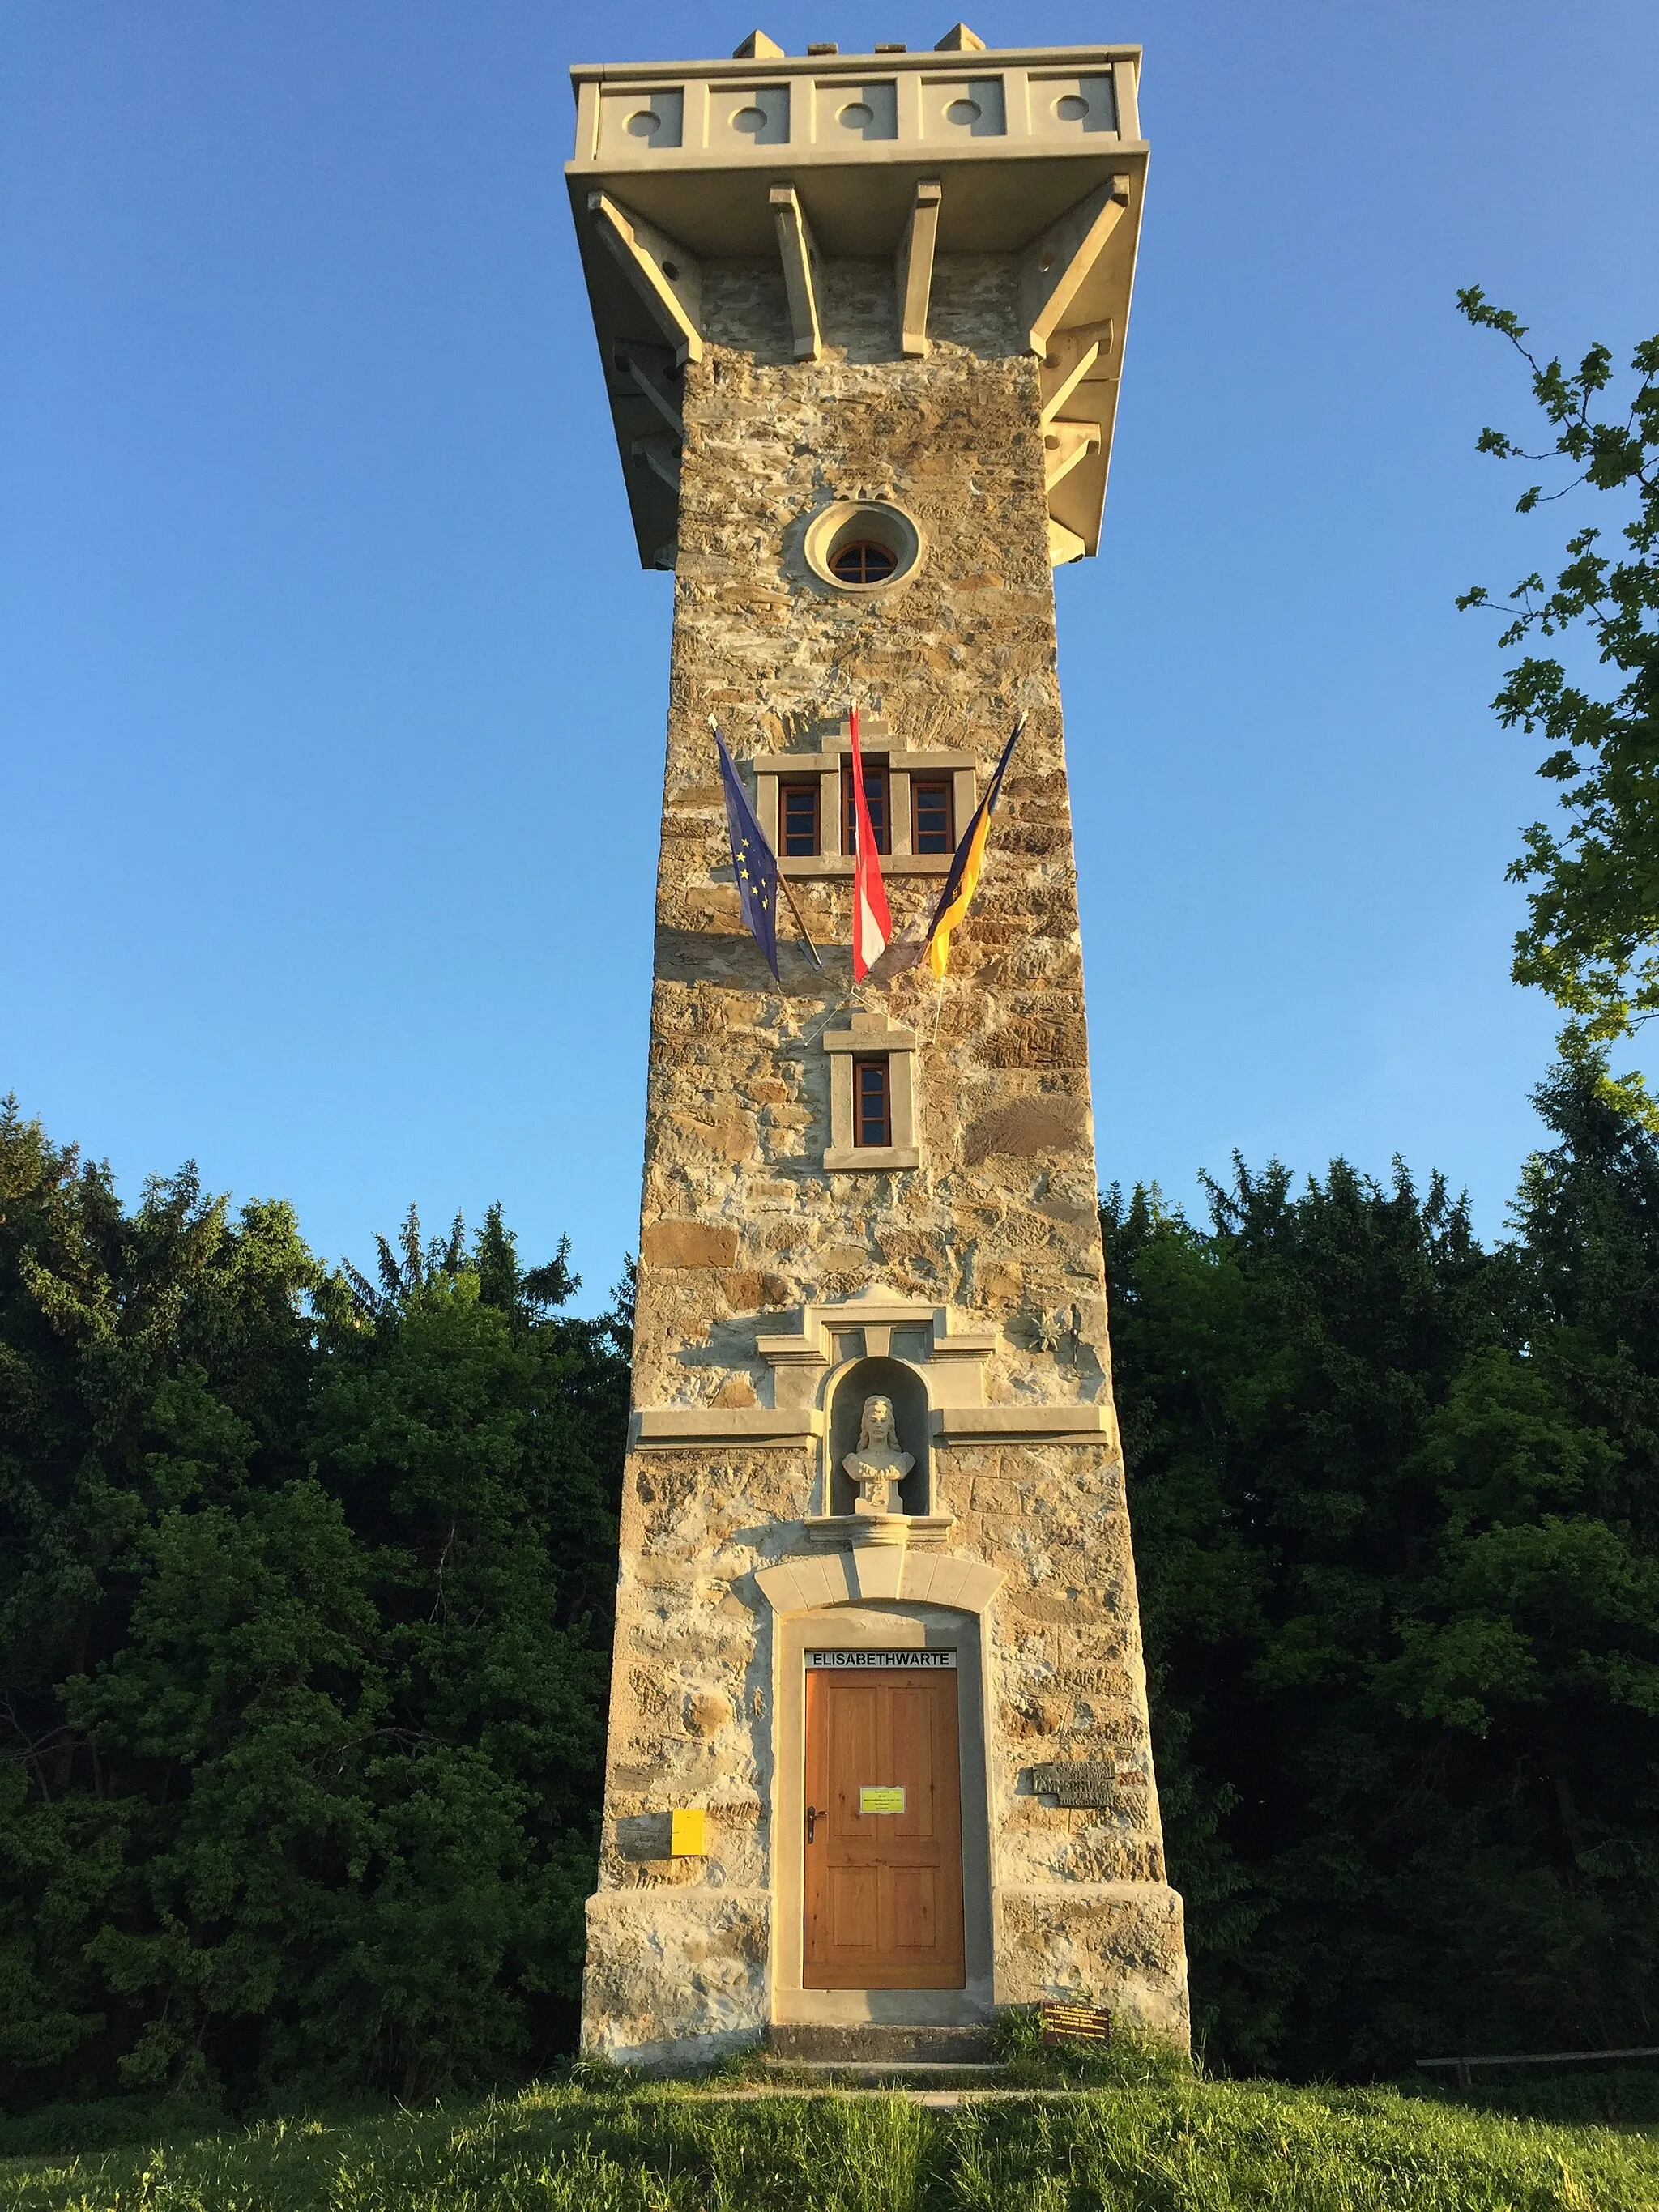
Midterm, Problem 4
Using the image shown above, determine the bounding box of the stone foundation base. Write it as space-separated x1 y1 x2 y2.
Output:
582 1878 1189 2066
994 1882 1191 2049
582 1887 770 2068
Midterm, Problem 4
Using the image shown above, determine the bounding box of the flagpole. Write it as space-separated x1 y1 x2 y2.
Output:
710 711 822 971
777 870 823 969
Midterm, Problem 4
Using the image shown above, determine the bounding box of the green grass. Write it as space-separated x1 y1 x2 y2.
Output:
3 2074 1657 2212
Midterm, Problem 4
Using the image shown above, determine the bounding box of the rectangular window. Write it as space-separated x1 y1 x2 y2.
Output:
779 779 821 856
842 761 890 855
911 777 955 854
853 1056 891 1147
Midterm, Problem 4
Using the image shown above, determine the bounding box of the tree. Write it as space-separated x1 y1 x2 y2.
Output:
0 1104 628 2111
1109 1079 1659 2078
1457 291 1659 1127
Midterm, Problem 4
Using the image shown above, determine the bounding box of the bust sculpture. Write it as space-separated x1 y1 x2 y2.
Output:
843 1393 915 1515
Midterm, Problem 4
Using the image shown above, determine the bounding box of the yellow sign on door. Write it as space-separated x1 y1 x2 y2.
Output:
859 1785 906 1815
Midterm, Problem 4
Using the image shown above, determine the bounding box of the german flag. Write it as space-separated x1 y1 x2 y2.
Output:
922 718 1023 978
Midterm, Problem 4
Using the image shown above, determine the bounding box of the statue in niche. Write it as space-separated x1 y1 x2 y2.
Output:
843 1394 915 1515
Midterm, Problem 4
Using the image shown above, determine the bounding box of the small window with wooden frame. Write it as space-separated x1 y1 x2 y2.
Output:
853 1056 892 1148
779 778 821 857
911 776 955 855
842 760 891 855
824 1012 917 1171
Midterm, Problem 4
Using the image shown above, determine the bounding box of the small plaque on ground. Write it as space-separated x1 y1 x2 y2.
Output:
1041 2001 1114 2048
859 1785 906 1814
1030 1761 1145 1807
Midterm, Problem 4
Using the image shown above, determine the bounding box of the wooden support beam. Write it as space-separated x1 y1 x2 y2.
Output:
1047 519 1087 567
632 433 682 492
895 179 942 358
1042 420 1101 493
769 184 822 362
588 191 703 366
1017 178 1131 357
616 346 685 440
1039 335 1101 427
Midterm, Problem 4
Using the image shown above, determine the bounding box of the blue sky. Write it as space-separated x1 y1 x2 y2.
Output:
3 2 1656 1306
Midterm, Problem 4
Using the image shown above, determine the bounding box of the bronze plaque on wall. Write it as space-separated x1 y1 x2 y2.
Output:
1030 1761 1145 1807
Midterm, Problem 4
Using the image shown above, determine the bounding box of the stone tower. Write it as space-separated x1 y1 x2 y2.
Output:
567 24 1188 2068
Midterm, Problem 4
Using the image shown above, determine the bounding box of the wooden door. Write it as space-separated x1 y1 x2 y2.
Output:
804 1667 966 1989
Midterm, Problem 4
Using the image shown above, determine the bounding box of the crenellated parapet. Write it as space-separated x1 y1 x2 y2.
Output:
565 25 1146 569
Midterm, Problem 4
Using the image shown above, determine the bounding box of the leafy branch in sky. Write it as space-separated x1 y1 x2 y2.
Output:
1456 288 1659 1125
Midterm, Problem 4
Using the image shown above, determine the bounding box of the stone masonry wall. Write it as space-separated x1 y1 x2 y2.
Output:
581 254 1189 2065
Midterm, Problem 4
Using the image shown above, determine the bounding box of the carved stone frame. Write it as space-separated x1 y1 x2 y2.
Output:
753 714 977 881
824 1010 918 1171
751 1570 1004 2027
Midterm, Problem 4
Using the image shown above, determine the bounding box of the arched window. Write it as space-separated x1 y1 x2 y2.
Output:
827 1355 930 1515
828 539 899 584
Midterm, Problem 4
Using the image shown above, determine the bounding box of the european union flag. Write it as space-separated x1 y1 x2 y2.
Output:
714 724 780 980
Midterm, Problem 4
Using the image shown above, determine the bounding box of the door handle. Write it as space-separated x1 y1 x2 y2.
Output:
806 1805 821 1843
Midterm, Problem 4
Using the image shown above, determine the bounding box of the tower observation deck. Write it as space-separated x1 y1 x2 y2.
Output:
568 26 1146 569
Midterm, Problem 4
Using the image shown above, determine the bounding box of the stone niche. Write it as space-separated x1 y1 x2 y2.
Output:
827 1354 931 1515
753 1286 999 1536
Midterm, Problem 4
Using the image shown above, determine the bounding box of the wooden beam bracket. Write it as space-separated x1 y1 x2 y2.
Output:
616 345 686 440
770 183 823 362
1043 420 1102 493
1017 177 1132 357
589 190 703 366
632 433 683 492
895 179 943 358
1039 321 1113 426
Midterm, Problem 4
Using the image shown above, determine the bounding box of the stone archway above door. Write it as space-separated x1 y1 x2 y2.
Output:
755 1549 1006 1613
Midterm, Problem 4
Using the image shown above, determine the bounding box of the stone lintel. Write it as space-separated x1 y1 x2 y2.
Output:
822 1018 918 1053
757 1288 993 1369
630 1407 820 1447
802 1512 954 1549
750 746 976 776
934 1404 1110 1440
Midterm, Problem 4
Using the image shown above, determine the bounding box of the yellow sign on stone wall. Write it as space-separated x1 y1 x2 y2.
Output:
668 1808 706 1856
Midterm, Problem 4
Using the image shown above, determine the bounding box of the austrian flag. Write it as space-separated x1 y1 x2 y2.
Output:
847 705 892 979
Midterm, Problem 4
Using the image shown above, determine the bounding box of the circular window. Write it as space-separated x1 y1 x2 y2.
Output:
1055 93 1090 121
732 104 768 133
839 100 874 130
830 541 898 584
945 97 982 126
802 500 924 594
626 108 660 138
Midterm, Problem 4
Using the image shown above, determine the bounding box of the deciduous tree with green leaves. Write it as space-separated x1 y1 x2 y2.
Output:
1457 291 1659 1124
